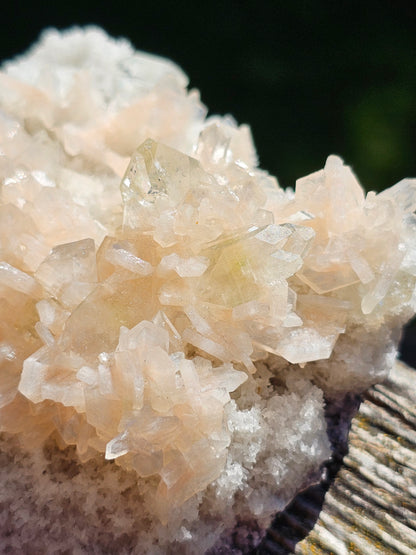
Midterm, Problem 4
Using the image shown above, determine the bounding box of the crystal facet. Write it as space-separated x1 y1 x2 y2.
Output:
0 27 415 554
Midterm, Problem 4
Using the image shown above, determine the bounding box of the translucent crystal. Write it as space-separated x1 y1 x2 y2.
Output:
158 253 209 277
35 238 97 307
1 26 416 555
0 261 41 297
104 241 153 276
379 178 416 214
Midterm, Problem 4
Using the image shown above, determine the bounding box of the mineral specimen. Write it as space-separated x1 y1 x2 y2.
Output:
0 27 415 553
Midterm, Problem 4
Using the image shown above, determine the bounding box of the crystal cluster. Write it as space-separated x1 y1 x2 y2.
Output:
0 27 415 552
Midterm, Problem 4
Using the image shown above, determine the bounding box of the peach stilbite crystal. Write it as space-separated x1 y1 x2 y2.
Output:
1 27 416 552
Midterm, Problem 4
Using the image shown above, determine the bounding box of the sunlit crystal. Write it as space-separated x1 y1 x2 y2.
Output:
0 26 416 554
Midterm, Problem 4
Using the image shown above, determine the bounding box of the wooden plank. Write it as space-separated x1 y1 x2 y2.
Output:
261 361 416 554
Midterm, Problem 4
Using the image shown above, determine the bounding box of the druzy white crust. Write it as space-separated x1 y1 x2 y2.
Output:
1 27 415 553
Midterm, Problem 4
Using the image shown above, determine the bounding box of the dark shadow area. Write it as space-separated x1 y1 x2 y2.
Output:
399 321 416 369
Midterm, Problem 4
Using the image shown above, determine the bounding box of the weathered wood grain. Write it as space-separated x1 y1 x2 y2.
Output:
261 361 416 554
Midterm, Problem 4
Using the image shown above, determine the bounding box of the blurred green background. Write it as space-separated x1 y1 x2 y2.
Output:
1 0 415 363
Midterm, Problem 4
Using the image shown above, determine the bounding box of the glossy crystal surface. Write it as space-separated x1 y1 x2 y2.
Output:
0 27 415 553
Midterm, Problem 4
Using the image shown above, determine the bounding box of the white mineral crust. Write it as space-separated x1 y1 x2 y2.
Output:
0 27 416 553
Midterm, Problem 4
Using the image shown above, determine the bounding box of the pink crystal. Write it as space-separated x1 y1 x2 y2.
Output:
0 27 415 553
